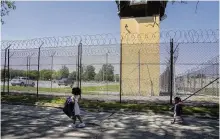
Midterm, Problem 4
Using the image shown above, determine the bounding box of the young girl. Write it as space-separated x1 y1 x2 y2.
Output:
170 97 184 124
64 87 85 128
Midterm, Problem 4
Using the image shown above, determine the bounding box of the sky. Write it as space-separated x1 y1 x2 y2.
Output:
1 1 219 75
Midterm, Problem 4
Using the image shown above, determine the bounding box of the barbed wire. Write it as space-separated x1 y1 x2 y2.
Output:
1 29 218 50
1 47 121 58
177 55 219 77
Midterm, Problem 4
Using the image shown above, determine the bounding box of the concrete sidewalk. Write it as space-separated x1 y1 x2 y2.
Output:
1 104 219 139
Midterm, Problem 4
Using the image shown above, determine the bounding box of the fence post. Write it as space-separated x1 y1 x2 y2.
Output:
77 41 82 98
138 50 141 96
170 39 174 104
77 42 80 88
3 49 7 93
7 48 10 94
76 57 78 85
28 53 34 88
28 56 31 87
119 41 122 103
79 42 82 89
106 51 109 95
212 63 215 96
79 42 82 99
102 64 104 82
26 56 29 85
50 52 56 92
3 44 11 93
37 43 44 101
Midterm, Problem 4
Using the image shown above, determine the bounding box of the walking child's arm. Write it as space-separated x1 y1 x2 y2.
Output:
71 96 74 100
170 106 174 111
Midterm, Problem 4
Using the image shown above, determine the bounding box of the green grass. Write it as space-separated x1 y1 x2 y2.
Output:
1 84 120 94
1 92 219 118
180 87 219 96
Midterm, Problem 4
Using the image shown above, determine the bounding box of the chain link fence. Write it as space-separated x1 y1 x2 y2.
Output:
1 29 219 103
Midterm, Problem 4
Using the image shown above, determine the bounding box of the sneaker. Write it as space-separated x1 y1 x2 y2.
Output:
78 123 85 128
68 123 75 128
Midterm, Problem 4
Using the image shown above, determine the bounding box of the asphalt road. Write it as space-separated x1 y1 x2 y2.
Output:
1 81 118 88
1 104 219 139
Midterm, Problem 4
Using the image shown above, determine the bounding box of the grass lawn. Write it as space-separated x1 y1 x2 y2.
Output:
1 84 120 94
183 88 219 96
1 92 219 118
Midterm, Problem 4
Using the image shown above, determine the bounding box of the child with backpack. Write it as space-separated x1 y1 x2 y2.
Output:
63 87 85 128
170 96 184 124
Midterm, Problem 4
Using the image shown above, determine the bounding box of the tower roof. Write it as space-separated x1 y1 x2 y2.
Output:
116 0 167 20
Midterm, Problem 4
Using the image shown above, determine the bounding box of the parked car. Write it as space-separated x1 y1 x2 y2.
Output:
11 77 35 87
58 78 74 86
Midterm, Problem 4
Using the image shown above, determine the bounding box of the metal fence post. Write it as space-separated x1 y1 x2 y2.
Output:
50 52 56 92
76 57 78 85
119 41 122 103
79 42 82 99
26 56 29 85
170 38 174 104
37 43 44 101
28 56 31 86
77 42 80 88
138 50 141 96
79 42 82 89
106 51 109 95
3 44 11 93
3 49 7 93
77 41 82 98
27 53 34 88
7 48 10 94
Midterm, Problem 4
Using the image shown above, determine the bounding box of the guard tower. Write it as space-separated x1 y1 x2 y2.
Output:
116 0 167 96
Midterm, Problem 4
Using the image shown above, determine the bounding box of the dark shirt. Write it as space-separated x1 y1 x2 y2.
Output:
174 103 182 116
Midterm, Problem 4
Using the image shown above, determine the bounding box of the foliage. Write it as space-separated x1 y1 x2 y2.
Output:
28 70 38 80
82 65 96 81
95 64 114 81
1 64 115 81
52 71 60 80
40 69 53 80
1 0 16 24
68 71 77 80
58 65 69 79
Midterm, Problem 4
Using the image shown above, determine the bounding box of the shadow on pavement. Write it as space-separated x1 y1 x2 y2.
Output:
1 104 219 139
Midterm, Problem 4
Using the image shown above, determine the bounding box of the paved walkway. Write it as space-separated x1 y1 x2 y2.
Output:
1 104 219 139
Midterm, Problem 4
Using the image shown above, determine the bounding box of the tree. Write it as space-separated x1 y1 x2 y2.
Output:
95 64 114 81
52 71 60 80
1 0 16 24
82 65 96 81
1 69 26 80
1 68 39 80
68 71 77 80
95 72 102 81
58 65 69 79
28 70 38 80
40 69 53 80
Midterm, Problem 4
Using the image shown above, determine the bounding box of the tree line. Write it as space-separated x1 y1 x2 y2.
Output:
1 64 120 82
